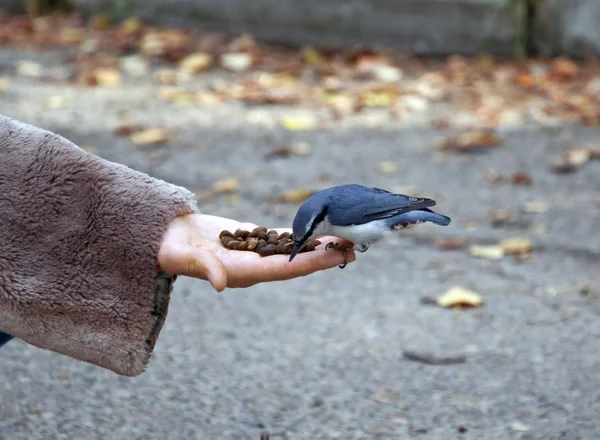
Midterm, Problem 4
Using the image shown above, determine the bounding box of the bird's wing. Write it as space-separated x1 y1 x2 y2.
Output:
360 192 437 221
327 187 437 226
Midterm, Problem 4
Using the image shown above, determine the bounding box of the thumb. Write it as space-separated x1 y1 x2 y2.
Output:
161 246 228 292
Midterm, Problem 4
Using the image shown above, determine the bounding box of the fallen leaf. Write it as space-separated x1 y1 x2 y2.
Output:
510 422 531 432
220 52 252 72
60 27 86 44
498 237 533 255
154 69 178 84
489 208 511 227
522 201 549 213
130 128 168 146
378 161 397 174
469 245 504 260
90 14 111 30
264 142 312 159
372 64 402 82
551 57 579 80
16 61 43 77
280 114 318 131
278 188 317 203
436 286 484 308
178 52 212 74
434 238 465 250
212 177 239 193
435 130 501 153
302 46 324 65
120 55 149 78
93 68 121 87
512 171 533 186
113 124 143 136
551 148 591 173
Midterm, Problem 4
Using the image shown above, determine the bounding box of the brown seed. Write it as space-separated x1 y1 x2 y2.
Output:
282 242 294 254
258 231 268 241
258 244 277 256
219 230 234 239
220 236 236 246
241 230 250 239
305 242 316 252
298 242 308 253
279 232 291 240
227 240 247 250
253 226 268 234
246 237 259 251
248 230 258 238
276 240 288 254
311 239 321 247
267 230 279 237
267 235 278 246
234 229 244 238
256 239 267 252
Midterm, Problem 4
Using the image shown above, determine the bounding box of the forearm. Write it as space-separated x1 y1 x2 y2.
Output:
0 114 198 376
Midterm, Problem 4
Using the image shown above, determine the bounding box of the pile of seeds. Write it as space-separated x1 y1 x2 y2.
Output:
219 226 321 257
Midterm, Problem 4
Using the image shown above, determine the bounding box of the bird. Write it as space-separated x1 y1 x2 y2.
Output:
288 184 451 268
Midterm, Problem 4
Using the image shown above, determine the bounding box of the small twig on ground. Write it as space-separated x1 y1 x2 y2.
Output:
402 349 467 365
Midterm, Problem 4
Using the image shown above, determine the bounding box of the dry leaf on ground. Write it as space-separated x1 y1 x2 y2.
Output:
435 130 502 153
264 142 312 159
498 237 533 255
469 244 504 260
212 177 239 193
512 171 533 186
436 286 484 308
434 238 466 250
130 128 168 146
280 114 318 131
277 188 317 203
178 52 212 74
522 201 549 213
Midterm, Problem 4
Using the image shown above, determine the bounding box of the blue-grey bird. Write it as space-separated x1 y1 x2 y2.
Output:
289 184 451 267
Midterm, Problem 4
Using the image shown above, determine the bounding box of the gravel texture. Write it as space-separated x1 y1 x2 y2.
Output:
1 47 600 440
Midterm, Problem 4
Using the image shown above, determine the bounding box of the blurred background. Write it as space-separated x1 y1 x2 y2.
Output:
1 0 600 439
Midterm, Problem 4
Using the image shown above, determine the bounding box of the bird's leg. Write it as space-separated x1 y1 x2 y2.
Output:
325 242 351 269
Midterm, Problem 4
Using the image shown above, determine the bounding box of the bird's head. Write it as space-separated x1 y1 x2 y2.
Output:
289 194 329 262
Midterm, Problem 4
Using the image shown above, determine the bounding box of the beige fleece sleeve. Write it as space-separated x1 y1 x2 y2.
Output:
0 114 199 376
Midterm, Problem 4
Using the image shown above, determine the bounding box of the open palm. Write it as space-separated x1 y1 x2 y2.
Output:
157 214 356 291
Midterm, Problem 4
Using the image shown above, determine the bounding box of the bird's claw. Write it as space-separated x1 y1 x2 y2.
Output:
325 242 350 269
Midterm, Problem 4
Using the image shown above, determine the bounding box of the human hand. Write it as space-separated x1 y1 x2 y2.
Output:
157 214 356 292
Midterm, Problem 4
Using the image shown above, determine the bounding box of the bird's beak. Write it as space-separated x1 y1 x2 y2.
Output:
289 240 303 262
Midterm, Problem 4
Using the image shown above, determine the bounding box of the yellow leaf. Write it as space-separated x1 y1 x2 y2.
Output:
121 17 141 34
90 14 111 30
178 52 212 74
280 114 318 131
130 128 168 146
60 28 86 44
154 69 177 85
278 188 317 203
522 201 549 213
436 286 484 308
212 177 239 193
362 91 395 107
498 237 533 255
94 68 121 87
0 78 7 93
220 53 253 72
302 46 324 65
469 245 504 260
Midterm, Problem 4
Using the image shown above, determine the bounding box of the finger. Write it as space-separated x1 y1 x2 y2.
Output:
161 246 228 292
226 244 356 288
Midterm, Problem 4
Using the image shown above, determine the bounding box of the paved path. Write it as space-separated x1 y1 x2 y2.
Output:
1 47 599 440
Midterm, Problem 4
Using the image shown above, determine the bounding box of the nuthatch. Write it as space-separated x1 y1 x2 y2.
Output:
289 184 451 268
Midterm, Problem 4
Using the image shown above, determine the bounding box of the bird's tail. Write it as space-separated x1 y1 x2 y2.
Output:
393 208 451 226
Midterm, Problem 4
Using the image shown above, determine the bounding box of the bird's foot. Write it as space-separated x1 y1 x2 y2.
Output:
325 242 352 269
